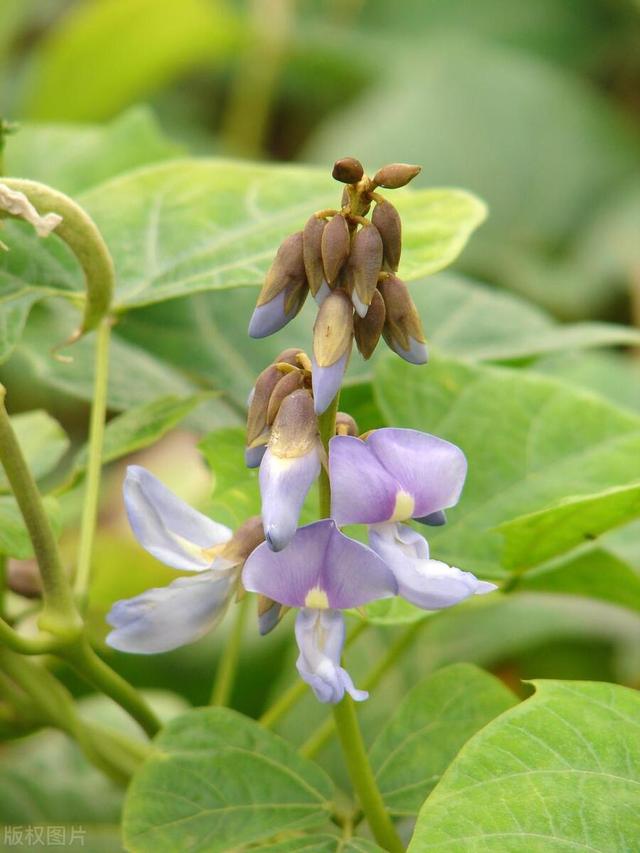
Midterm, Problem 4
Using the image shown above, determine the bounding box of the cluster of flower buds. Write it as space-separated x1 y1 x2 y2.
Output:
249 158 428 415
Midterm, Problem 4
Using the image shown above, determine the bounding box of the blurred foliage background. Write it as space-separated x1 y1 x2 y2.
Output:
1 1 640 847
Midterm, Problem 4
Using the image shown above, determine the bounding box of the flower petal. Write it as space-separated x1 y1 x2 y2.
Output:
295 609 367 703
388 335 428 365
329 435 399 524
242 519 397 608
248 289 297 338
312 350 350 415
259 447 321 551
369 523 497 610
106 569 236 654
245 443 267 469
367 428 466 520
124 466 232 571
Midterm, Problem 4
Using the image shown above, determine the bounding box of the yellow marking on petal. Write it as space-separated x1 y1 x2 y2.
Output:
201 542 228 562
167 531 210 564
389 490 415 522
305 586 329 609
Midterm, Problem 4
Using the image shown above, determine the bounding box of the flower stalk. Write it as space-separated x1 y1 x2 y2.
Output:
210 592 252 706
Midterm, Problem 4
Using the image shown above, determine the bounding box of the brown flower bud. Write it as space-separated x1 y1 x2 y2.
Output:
321 213 350 285
256 231 306 307
379 275 427 365
246 364 281 446
223 516 265 565
266 369 304 425
372 199 402 272
354 288 386 359
274 347 303 367
7 559 42 599
302 215 326 297
312 290 354 368
335 412 359 436
332 157 364 184
346 224 383 317
269 389 319 459
372 163 421 189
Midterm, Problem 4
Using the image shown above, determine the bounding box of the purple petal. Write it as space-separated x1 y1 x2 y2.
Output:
124 466 232 571
259 446 321 551
314 280 331 306
351 289 369 319
295 609 367 703
245 443 267 469
329 435 399 525
242 519 397 608
312 351 349 415
248 290 296 339
367 428 467 520
389 336 428 365
369 522 496 610
258 602 281 636
416 510 447 527
106 569 236 654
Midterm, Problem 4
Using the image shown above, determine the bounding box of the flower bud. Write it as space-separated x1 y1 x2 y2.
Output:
372 199 402 272
332 157 364 184
246 364 281 448
353 288 385 359
260 390 322 551
257 595 286 635
379 275 427 364
249 232 308 338
266 368 304 425
312 291 354 414
303 215 326 299
346 224 383 318
372 163 421 189
275 347 304 367
335 412 359 436
321 213 350 285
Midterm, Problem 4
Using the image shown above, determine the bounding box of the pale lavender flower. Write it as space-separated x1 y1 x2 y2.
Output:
243 519 397 702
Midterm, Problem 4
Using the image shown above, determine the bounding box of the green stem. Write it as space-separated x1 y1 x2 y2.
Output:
61 640 160 739
0 615 63 655
210 594 252 706
0 387 81 637
333 696 404 853
300 618 426 759
0 178 114 337
74 316 112 606
317 391 340 517
260 619 368 729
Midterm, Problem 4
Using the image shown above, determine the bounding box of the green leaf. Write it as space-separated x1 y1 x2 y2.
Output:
123 707 334 852
0 160 485 317
3 107 182 195
199 427 261 529
0 494 59 558
0 286 42 365
371 663 517 816
23 0 237 121
0 410 69 492
260 837 383 852
374 354 640 578
408 680 640 851
71 394 207 481
498 482 640 572
519 548 640 612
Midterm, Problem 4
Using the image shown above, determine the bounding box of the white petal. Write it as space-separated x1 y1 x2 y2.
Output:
124 466 232 571
106 569 237 654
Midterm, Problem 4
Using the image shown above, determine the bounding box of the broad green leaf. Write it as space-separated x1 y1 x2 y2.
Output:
408 680 640 851
519 548 640 613
0 286 41 365
123 707 334 852
71 394 207 481
371 663 517 815
499 482 640 571
116 272 640 415
375 355 640 578
0 410 68 492
0 159 485 317
260 837 383 852
0 494 59 558
23 0 237 121
3 107 183 195
199 427 261 529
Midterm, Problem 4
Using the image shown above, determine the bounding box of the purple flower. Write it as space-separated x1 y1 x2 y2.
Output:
106 467 248 654
330 428 467 526
243 519 397 702
329 428 496 611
